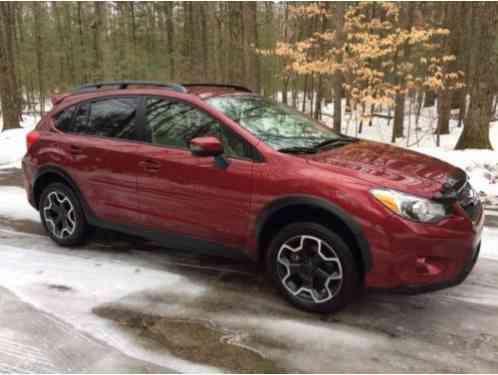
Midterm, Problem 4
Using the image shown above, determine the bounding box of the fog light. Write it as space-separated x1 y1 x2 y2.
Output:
416 256 445 276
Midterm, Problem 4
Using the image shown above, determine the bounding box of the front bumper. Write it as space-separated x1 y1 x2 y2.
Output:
365 202 484 292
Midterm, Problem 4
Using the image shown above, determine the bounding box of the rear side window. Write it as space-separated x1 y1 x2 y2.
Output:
54 106 76 132
56 97 138 140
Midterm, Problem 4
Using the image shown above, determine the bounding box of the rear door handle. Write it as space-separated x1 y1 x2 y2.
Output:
139 160 161 172
69 145 83 155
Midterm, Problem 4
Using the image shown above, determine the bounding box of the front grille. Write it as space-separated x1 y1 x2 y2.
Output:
457 182 482 222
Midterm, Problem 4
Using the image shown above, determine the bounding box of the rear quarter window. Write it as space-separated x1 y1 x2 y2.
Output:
73 102 92 135
54 98 138 140
54 106 76 132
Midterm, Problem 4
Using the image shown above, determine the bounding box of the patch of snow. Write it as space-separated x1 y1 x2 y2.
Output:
0 128 30 169
218 314 392 371
0 114 39 169
318 99 498 203
19 113 41 129
414 148 498 203
481 227 498 261
0 186 39 221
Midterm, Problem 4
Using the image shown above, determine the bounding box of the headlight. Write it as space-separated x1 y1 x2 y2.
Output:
370 188 450 223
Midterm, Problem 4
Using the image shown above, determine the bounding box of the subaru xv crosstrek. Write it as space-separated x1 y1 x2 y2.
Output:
22 81 484 313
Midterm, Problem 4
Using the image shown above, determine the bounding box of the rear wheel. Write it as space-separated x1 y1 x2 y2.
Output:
39 182 88 246
266 222 360 313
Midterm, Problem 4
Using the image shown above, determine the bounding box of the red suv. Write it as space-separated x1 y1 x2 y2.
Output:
22 81 484 313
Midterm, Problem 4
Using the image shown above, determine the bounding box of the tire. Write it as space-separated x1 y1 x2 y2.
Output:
266 222 360 313
39 182 88 247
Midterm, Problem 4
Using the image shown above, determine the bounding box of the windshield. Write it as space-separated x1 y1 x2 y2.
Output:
206 95 343 151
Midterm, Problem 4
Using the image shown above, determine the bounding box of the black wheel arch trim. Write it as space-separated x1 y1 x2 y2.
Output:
255 194 373 273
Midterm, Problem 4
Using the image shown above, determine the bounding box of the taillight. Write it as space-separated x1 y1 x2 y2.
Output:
26 131 40 151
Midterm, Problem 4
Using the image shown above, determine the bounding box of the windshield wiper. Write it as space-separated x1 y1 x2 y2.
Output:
314 137 357 150
278 146 318 154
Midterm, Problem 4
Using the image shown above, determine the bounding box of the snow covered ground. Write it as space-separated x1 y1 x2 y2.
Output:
0 114 39 169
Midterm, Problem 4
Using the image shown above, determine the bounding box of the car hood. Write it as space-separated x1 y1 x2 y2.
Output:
300 140 461 197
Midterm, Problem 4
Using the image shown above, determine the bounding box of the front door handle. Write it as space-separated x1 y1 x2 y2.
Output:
139 160 161 172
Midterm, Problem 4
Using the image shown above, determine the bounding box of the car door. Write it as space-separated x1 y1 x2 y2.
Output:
55 96 143 226
191 119 257 249
137 96 254 250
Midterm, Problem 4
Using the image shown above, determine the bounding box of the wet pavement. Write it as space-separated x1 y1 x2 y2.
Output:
0 287 169 373
1 167 498 372
0 168 24 187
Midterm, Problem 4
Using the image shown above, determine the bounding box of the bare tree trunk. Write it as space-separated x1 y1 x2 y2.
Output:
368 104 374 127
456 91 466 128
200 3 209 79
302 75 308 113
129 3 138 80
214 5 224 82
358 103 364 134
457 3 472 128
281 3 289 103
0 2 20 129
436 90 451 136
33 2 45 115
333 2 345 132
392 92 405 142
282 76 289 105
227 3 244 84
291 78 297 108
424 91 436 107
314 75 323 120
164 2 175 80
92 2 104 81
77 3 87 83
456 3 497 150
391 3 415 142
435 4 457 137
309 73 314 115
243 2 260 92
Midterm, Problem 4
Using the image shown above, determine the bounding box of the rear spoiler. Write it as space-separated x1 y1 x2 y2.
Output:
51 93 72 106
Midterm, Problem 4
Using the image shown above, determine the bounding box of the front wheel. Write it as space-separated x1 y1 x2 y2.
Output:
266 222 360 313
39 182 88 247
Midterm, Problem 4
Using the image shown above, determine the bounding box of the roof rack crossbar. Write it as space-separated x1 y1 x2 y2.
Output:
75 81 187 93
182 83 252 93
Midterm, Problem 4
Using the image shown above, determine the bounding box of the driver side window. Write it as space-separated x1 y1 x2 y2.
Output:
144 97 254 160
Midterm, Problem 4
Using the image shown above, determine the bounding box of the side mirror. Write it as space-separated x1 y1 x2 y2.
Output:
190 136 224 157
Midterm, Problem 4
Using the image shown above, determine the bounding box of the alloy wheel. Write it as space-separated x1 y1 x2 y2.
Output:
276 235 343 304
43 191 77 240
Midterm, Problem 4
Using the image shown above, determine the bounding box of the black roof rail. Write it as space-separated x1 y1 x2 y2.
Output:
75 81 187 94
182 83 252 93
